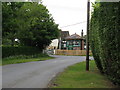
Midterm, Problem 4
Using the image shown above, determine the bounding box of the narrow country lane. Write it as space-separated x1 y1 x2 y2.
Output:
2 55 93 88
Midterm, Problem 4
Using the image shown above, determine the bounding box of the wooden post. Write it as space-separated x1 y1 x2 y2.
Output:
59 37 62 50
86 0 90 71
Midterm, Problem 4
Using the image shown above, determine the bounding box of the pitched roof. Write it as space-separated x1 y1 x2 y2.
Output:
65 33 83 40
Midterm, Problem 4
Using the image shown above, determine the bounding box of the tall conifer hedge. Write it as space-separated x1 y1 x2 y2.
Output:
90 2 120 85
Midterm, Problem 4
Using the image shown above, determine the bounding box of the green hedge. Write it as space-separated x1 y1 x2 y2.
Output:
2 46 42 58
90 2 120 85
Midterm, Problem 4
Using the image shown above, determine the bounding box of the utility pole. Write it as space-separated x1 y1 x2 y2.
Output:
86 0 90 71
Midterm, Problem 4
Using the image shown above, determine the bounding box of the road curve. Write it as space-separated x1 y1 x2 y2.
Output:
2 55 92 88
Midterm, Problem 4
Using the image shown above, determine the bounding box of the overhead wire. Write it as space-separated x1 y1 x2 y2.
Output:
60 21 87 28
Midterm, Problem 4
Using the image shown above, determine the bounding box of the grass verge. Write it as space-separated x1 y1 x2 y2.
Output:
49 60 118 88
2 54 54 65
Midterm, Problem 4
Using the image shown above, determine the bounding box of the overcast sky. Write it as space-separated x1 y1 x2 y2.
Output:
42 0 95 35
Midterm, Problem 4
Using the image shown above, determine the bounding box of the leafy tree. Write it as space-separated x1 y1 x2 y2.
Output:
18 2 59 50
2 2 60 50
2 2 24 46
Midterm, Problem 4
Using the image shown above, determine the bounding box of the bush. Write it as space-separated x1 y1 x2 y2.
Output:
2 46 42 58
90 2 120 85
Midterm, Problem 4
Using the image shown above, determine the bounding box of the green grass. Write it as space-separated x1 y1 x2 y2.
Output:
2 54 54 65
50 60 118 88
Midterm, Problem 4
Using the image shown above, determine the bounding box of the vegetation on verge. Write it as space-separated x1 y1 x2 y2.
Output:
50 61 118 88
2 45 54 65
2 1 59 65
2 54 54 65
2 46 42 58
90 2 120 85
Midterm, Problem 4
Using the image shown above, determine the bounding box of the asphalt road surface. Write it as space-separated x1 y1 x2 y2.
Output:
2 55 93 88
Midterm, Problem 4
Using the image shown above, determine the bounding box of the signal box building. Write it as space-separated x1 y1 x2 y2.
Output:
59 30 86 50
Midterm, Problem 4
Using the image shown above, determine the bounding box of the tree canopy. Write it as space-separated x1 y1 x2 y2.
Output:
2 2 60 50
2 2 25 46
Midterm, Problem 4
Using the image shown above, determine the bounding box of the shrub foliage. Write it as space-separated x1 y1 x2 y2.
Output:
2 46 41 58
90 2 120 85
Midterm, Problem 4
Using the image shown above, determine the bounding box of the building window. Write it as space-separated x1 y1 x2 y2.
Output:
73 41 76 45
67 41 69 45
76 41 79 45
64 44 66 47
69 41 73 45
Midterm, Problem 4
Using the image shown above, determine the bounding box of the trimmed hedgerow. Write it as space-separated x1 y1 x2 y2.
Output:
2 46 42 58
90 2 120 85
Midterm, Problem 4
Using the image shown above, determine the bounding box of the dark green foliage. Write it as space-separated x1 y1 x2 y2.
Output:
2 2 60 50
3 54 48 60
2 46 41 58
17 2 59 50
2 2 25 46
90 2 120 85
2 53 52 65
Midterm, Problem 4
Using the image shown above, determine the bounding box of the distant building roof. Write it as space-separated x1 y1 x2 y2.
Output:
61 31 70 40
65 33 84 40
